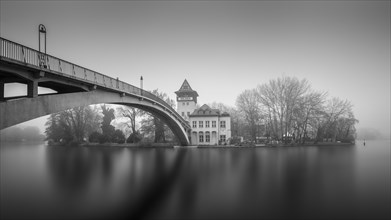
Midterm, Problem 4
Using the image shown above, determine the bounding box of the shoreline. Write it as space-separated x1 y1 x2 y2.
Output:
46 142 177 148
197 142 355 148
45 141 355 148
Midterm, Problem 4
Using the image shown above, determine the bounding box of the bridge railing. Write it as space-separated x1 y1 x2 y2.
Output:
0 37 189 128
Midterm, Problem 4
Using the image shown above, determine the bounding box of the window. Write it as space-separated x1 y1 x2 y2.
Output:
182 102 185 106
186 102 189 105
192 121 197 128
205 121 210 128
187 112 190 116
205 131 210 142
220 120 226 128
220 135 226 143
199 132 204 143
182 112 185 117
199 121 203 128
212 121 216 128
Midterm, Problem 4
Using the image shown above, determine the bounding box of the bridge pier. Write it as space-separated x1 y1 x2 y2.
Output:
0 82 4 101
27 81 38 98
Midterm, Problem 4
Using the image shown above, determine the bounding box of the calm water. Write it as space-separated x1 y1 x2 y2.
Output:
1 141 390 220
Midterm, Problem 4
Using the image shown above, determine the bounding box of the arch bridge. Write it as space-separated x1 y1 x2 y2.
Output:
0 37 191 145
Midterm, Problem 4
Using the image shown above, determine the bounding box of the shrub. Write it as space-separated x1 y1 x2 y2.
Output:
89 131 101 143
112 129 126 144
99 134 111 144
126 132 142 143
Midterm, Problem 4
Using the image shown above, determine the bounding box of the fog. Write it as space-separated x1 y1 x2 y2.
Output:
1 1 390 138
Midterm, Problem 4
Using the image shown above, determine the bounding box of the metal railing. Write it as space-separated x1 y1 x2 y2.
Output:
0 37 189 129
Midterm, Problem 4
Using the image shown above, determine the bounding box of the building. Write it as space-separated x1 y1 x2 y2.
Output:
175 79 231 145
174 79 198 121
189 104 231 145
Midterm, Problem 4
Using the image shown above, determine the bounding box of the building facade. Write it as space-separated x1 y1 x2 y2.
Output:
174 79 231 145
189 104 231 145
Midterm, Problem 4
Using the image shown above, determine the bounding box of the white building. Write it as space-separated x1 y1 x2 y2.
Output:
174 79 231 145
189 104 231 145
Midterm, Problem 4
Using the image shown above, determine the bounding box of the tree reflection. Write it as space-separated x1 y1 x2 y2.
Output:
45 146 94 194
110 148 188 220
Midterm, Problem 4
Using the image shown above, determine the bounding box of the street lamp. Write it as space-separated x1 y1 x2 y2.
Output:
38 24 47 53
140 76 143 96
38 24 47 68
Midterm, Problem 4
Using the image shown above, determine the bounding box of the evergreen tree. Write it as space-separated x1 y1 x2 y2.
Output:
112 129 126 144
101 105 115 138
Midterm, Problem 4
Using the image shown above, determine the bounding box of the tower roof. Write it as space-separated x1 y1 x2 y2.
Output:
175 79 199 96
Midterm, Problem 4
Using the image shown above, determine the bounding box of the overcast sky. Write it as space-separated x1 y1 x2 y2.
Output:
1 1 390 137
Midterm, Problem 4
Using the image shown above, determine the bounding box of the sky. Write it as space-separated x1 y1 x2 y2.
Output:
1 1 390 137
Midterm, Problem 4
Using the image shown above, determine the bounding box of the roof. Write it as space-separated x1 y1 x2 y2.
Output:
221 112 230 117
175 79 199 96
190 104 221 117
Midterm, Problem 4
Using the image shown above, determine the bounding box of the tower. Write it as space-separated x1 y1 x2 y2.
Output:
175 79 199 121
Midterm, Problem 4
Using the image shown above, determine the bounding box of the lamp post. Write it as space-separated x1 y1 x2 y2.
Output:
38 24 47 53
140 76 143 96
38 24 47 68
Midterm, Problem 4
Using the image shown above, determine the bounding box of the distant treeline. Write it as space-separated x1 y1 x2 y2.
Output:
206 76 358 144
0 126 45 142
235 76 358 144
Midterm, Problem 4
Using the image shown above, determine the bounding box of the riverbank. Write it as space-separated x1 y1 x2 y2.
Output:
198 142 355 148
264 142 355 147
46 142 177 148
46 141 355 148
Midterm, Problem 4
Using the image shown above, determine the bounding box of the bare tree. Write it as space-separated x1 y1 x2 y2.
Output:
257 76 311 143
236 76 358 144
115 106 143 136
336 112 359 142
317 97 355 142
292 91 327 143
236 88 261 141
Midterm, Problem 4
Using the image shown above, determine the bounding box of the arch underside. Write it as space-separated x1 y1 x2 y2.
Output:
0 90 189 146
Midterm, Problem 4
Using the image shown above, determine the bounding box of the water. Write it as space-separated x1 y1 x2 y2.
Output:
1 141 390 220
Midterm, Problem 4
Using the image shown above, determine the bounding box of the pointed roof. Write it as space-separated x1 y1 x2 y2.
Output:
175 79 199 96
178 79 193 91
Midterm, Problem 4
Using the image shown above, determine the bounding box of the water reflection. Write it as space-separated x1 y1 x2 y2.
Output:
111 148 188 220
44 146 188 220
1 142 390 220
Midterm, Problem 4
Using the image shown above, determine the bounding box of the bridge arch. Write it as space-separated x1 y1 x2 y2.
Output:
0 90 190 146
1 37 191 146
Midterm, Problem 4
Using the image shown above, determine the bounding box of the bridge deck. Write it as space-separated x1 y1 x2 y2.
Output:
0 37 190 131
